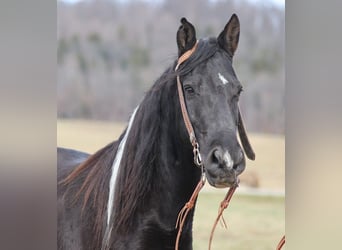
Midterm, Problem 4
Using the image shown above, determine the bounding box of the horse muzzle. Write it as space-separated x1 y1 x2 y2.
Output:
204 146 245 188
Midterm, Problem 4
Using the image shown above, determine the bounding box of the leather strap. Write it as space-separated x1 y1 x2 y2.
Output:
175 41 199 149
177 76 197 146
174 176 206 250
175 41 198 71
174 41 206 250
208 183 238 250
276 235 285 250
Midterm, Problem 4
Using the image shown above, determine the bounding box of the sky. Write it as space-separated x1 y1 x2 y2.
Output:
60 0 285 8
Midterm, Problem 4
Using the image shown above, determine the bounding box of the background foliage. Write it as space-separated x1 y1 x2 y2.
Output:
57 0 284 133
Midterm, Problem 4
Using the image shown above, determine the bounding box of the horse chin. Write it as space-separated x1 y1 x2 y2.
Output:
212 182 230 189
205 173 236 188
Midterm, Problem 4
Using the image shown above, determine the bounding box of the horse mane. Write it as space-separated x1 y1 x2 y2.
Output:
60 38 221 246
111 72 170 234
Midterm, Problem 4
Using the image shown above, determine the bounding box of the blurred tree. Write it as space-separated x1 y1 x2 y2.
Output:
57 0 285 134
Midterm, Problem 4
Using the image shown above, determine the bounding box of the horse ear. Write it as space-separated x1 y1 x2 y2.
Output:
177 17 197 57
218 14 240 57
238 108 255 160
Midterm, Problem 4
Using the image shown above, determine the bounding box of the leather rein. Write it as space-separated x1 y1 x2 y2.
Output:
173 41 285 250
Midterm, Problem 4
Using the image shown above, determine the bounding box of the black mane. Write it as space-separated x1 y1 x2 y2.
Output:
112 68 172 233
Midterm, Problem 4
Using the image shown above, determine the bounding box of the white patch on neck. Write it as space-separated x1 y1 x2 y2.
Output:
107 105 139 225
218 72 229 85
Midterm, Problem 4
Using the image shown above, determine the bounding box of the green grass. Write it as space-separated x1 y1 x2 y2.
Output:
193 193 285 250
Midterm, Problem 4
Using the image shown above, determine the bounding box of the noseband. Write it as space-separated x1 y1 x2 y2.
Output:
173 42 284 250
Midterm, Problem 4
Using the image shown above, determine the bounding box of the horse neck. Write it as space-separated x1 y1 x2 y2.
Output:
157 111 202 216
112 79 201 235
150 80 202 226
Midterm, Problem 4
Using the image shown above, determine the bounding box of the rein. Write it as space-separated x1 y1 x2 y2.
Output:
173 42 284 250
208 183 238 250
276 235 285 250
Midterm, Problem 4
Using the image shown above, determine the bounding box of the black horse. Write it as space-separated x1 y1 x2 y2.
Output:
58 14 255 250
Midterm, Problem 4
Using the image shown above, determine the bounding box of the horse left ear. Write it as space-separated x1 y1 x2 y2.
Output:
218 14 240 57
177 18 197 57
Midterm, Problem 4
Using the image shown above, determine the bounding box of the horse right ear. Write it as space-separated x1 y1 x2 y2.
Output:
217 14 240 57
177 18 197 57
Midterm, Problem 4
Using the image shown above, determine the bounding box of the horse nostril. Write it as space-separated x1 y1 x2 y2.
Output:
238 150 244 162
233 150 245 171
208 147 241 171
211 149 220 165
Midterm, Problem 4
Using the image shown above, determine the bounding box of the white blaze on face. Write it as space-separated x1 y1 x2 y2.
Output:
107 105 139 225
223 151 234 169
218 72 229 85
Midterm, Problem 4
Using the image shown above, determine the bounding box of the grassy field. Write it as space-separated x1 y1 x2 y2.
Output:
57 119 285 249
193 193 285 250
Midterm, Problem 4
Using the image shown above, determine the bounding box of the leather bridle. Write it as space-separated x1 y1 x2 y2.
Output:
173 41 284 250
174 40 208 250
174 41 239 250
175 41 203 169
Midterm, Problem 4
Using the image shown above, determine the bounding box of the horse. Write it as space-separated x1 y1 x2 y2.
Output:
57 14 255 250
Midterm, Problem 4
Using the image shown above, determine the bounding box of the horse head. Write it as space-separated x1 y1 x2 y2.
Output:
176 14 255 188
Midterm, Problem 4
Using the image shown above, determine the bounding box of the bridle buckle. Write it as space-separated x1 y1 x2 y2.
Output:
193 142 202 167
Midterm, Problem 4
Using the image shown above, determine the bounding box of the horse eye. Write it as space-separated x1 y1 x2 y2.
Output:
232 87 243 102
184 85 195 95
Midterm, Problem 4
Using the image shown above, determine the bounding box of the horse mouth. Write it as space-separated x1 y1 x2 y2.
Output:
205 170 238 188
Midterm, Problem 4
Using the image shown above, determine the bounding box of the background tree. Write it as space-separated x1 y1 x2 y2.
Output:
57 0 284 134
